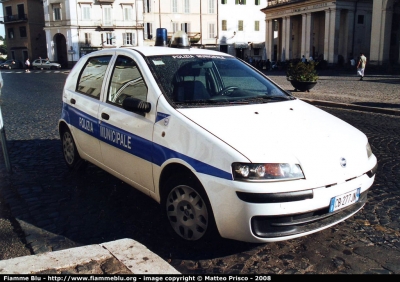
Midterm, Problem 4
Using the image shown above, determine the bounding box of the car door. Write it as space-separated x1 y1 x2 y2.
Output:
98 50 155 193
65 53 114 165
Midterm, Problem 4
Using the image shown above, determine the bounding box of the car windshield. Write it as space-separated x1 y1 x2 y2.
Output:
147 55 293 108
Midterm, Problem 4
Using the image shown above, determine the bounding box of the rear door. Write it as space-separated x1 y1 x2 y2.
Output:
98 49 155 193
64 52 114 165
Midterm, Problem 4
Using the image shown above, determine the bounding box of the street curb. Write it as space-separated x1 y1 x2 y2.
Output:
0 239 180 274
300 98 400 116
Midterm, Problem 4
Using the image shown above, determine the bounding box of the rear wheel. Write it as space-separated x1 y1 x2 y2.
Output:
163 176 217 242
61 128 85 170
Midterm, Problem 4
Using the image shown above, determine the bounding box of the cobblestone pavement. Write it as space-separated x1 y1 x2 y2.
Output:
0 71 399 274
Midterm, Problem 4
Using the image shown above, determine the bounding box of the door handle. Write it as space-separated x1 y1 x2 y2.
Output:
101 113 110 120
70 98 76 104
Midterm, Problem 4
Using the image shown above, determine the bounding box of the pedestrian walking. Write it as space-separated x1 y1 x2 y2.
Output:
301 55 307 63
357 52 367 80
25 58 31 73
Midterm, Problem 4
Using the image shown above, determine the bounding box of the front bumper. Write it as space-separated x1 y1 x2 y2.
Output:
201 168 376 243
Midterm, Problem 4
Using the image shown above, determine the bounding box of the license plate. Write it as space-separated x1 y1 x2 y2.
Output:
329 188 361 213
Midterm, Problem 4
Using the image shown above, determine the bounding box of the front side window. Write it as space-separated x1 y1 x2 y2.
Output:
76 55 112 98
147 55 291 108
54 7 61 20
108 55 148 106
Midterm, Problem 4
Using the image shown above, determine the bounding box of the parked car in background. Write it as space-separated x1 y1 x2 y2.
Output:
0 60 23 69
32 59 61 70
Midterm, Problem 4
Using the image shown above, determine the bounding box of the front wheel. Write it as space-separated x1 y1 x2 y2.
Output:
164 177 217 242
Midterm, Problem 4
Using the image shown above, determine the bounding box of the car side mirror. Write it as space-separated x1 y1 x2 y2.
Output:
122 97 151 114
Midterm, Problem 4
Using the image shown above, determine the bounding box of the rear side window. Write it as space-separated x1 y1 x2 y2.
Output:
107 55 148 106
76 55 112 98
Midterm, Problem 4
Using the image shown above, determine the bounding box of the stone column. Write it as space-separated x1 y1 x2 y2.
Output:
324 8 341 64
301 13 307 58
346 9 355 61
265 19 274 61
281 17 287 61
370 0 394 65
281 16 292 61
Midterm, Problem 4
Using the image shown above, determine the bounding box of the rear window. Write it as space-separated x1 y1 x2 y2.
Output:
76 55 112 98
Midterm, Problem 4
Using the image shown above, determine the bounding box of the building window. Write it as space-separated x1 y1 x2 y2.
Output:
357 15 364 25
8 28 14 39
103 6 112 26
5 6 12 17
124 6 133 21
238 20 244 31
209 0 215 13
19 26 27 37
273 20 278 31
54 7 61 20
236 0 246 4
221 0 227 4
255 0 260 5
82 6 91 20
144 23 153 39
171 22 179 33
123 33 134 45
255 21 259 31
85 33 91 45
208 23 215 39
172 0 178 13
144 0 152 13
222 20 227 31
184 0 190 13
181 23 190 33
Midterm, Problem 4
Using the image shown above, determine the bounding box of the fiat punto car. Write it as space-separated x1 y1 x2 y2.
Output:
59 35 377 243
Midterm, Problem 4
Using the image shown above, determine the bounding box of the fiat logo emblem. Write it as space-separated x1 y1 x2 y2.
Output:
340 158 347 168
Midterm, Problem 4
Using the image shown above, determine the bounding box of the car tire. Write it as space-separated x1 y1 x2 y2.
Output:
163 175 218 242
51 66 56 70
8 66 11 70
61 128 86 171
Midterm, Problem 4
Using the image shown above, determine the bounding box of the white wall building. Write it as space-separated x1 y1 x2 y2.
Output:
43 0 144 68
142 0 218 48
219 0 267 61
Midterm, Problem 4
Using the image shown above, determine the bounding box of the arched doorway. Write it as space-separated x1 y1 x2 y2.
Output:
54 33 68 68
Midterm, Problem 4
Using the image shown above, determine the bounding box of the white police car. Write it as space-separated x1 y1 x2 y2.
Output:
59 31 377 243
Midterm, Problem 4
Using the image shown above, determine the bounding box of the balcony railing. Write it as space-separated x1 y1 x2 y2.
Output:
3 14 28 23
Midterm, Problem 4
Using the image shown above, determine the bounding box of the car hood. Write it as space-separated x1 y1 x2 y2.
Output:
177 99 370 187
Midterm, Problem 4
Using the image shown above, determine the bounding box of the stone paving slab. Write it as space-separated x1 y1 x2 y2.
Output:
0 239 179 274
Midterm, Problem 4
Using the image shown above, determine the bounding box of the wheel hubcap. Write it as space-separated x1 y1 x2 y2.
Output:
62 132 75 165
166 185 208 241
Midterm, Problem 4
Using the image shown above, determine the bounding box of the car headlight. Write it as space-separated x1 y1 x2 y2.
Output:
232 163 305 182
366 142 373 158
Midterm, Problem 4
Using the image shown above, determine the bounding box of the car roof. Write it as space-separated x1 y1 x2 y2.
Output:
87 46 234 58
